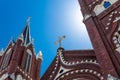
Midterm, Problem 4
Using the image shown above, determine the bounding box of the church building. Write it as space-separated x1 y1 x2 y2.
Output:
1 0 120 80
0 18 42 80
41 0 120 80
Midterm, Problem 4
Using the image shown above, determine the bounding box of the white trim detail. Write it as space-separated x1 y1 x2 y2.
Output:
113 26 120 53
26 49 32 55
93 0 118 15
36 51 43 60
54 66 71 80
58 50 99 66
57 69 104 80
83 14 91 21
25 49 32 73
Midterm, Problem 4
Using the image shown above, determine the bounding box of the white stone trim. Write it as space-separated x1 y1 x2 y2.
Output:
113 26 120 53
17 67 33 80
57 69 104 80
83 14 91 21
58 50 99 66
93 0 118 15
36 51 43 60
54 66 71 80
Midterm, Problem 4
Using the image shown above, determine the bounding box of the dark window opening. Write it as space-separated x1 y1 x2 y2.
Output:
0 49 11 70
24 52 32 73
59 69 64 74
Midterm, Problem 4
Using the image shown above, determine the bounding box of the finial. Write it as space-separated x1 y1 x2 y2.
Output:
18 33 24 41
55 35 66 47
36 51 43 60
26 16 32 26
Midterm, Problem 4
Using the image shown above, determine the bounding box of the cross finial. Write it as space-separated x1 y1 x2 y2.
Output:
55 35 66 47
26 16 32 26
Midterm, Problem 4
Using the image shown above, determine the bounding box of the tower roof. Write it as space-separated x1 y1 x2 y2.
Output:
36 51 43 60
18 17 31 45
22 24 31 45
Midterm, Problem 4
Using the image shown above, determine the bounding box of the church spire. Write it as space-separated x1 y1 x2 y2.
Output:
18 17 32 45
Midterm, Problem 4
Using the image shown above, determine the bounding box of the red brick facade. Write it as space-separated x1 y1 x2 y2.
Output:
41 0 120 80
0 22 42 80
1 0 120 80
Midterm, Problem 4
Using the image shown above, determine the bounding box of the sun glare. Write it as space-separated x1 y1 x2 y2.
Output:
65 1 87 35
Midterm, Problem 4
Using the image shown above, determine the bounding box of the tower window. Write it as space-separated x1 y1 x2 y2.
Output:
103 1 111 8
24 49 32 73
0 48 11 70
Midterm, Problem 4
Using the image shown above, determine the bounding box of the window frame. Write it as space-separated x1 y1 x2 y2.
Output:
24 49 32 73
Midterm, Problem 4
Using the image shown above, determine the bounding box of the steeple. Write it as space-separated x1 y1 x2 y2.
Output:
18 17 32 45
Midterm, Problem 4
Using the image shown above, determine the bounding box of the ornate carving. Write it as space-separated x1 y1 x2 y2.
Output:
93 0 118 15
112 24 120 53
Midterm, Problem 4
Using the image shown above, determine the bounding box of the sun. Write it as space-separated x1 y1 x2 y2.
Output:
65 1 86 34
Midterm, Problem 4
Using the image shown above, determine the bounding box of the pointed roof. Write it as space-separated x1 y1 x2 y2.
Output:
22 25 30 45
19 17 31 45
36 51 43 60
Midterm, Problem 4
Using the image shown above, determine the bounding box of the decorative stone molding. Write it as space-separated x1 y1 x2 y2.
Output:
17 66 33 80
57 69 104 80
93 0 118 15
48 49 101 80
49 54 59 79
89 0 99 8
59 50 99 66
54 66 71 80
83 14 91 21
105 11 120 31
112 26 120 53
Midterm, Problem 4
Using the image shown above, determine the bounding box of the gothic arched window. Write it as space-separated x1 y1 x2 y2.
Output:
0 48 12 70
24 49 32 73
103 1 111 8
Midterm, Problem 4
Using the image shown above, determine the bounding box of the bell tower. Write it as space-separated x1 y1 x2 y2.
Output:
0 18 42 80
78 0 120 79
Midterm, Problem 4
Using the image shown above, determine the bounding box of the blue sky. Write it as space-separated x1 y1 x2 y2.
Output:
0 0 92 77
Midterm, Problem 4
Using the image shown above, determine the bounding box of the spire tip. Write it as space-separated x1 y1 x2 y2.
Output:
26 16 32 26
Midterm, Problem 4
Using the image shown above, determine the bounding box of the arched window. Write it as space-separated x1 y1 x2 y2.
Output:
24 49 32 73
0 48 12 70
103 1 111 8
